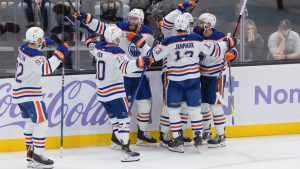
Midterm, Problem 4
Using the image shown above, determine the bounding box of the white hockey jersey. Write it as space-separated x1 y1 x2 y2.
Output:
12 44 62 103
86 20 154 77
162 9 238 77
88 42 142 102
152 34 228 81
193 27 239 77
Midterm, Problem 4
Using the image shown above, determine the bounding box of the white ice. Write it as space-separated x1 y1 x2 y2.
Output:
1 135 300 169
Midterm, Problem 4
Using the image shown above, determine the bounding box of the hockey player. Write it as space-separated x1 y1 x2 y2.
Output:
159 1 196 147
12 27 69 168
85 25 152 162
74 8 157 146
193 13 238 147
151 14 237 153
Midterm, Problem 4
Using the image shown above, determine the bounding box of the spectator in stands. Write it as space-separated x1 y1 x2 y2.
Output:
0 23 20 35
0 2 21 35
22 0 49 31
268 19 300 60
244 19 266 61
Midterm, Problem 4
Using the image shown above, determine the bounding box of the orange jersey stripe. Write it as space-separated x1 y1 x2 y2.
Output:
35 101 44 123
201 65 223 73
214 46 219 57
168 66 199 73
13 90 42 95
214 117 226 122
98 86 124 94
160 119 169 123
192 124 203 128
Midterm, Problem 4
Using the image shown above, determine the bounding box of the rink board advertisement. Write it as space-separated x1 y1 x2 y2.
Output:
1 64 300 151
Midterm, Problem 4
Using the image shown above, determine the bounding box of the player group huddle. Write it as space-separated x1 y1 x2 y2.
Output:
13 1 238 168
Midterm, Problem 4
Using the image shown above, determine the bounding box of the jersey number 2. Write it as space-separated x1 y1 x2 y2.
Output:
15 60 24 83
97 61 105 80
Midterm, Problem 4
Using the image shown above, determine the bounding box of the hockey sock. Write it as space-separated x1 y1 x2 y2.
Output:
136 100 151 131
33 121 47 155
201 103 212 131
24 118 34 148
188 106 203 137
118 118 130 145
160 105 169 133
109 115 119 139
180 102 189 130
167 107 182 138
210 105 226 135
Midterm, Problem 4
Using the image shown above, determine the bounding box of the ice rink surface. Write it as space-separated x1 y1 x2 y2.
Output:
1 135 300 169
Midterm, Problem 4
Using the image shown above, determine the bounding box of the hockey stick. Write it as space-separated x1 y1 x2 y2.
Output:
50 34 67 158
65 16 88 36
217 0 248 125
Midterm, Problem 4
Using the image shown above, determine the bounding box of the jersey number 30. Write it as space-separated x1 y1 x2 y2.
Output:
97 61 105 80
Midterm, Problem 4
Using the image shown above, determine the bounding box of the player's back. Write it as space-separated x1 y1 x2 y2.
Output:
13 44 46 103
162 34 204 81
92 42 127 102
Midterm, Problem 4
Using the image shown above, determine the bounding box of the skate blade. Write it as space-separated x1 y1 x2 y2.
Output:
110 143 122 150
121 155 140 162
207 142 226 148
168 145 184 153
136 139 158 147
33 164 54 169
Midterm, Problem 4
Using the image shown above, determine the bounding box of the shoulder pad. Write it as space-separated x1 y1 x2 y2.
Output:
208 29 226 40
140 25 153 35
105 46 126 54
20 44 44 57
116 22 129 31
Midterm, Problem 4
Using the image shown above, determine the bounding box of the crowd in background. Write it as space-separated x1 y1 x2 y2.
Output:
0 0 299 73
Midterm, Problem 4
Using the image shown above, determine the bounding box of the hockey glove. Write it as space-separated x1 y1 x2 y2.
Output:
223 36 237 49
177 1 198 13
225 48 238 62
43 36 55 47
127 32 146 48
54 45 69 61
136 56 154 69
85 34 96 47
75 11 93 24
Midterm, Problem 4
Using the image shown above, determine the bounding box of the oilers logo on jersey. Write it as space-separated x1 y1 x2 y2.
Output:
128 43 141 57
199 52 206 61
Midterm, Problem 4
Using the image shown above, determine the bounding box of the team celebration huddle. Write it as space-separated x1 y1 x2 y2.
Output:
13 0 240 168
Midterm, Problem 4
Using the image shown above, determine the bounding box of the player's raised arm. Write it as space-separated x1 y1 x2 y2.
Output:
74 11 106 35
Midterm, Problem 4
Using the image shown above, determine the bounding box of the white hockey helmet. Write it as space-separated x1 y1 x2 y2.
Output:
198 13 216 29
128 8 144 23
104 25 122 44
182 12 194 25
174 14 190 31
25 27 44 44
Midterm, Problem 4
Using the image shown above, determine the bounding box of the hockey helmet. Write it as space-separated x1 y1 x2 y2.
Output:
104 25 122 44
174 14 190 31
25 27 44 44
198 13 216 29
